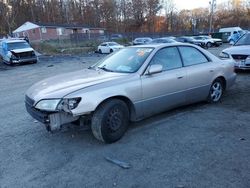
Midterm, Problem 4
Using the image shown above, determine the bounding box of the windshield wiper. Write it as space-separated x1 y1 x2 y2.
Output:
88 66 95 70
98 66 114 72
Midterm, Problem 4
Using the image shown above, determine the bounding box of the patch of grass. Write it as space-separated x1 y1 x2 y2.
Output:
31 39 99 55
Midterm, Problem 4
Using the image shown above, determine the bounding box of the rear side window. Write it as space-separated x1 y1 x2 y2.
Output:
179 46 208 66
150 47 183 71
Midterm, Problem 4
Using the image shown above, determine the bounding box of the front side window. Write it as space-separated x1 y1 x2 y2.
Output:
179 46 208 66
150 47 183 71
108 42 119 46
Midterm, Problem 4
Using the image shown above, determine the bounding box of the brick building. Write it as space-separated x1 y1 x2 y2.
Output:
13 21 105 42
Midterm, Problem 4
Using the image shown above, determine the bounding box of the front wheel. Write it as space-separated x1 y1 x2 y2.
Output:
91 99 129 143
207 78 224 103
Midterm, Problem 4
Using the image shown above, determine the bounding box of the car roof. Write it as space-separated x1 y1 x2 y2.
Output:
4 39 26 43
128 42 193 49
134 37 152 40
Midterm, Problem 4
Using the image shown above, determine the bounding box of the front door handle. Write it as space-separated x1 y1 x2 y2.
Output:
210 70 214 73
177 76 184 79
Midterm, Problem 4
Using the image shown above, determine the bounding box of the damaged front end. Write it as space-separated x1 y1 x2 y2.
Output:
10 50 37 64
25 96 81 132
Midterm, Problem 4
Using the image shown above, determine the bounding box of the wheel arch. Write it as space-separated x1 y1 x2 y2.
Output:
214 76 227 90
95 95 137 121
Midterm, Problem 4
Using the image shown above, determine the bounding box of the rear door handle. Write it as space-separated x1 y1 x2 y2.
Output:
177 76 184 79
209 70 214 73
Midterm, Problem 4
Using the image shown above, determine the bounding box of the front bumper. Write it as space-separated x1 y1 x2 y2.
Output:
11 57 37 64
234 65 250 70
234 61 250 70
25 96 79 131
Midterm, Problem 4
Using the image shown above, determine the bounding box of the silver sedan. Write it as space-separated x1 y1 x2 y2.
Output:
220 31 250 70
25 43 236 143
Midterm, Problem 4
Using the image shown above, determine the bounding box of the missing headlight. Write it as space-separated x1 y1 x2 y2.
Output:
60 97 81 113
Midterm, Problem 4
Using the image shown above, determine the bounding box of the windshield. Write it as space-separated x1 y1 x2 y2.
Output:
109 42 119 46
92 47 154 73
234 33 250 46
7 42 31 50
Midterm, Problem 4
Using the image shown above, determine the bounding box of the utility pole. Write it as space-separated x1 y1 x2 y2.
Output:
209 0 216 34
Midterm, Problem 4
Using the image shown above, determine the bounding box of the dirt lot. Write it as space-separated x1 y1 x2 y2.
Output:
0 45 250 188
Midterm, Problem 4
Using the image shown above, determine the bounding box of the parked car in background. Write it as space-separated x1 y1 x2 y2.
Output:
193 35 223 48
227 30 247 45
0 38 37 65
219 31 250 70
175 36 206 48
25 43 236 143
97 42 124 54
149 37 176 44
132 37 152 45
98 35 108 42
110 34 123 41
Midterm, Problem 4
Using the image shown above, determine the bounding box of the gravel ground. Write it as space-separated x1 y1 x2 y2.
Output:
0 45 250 188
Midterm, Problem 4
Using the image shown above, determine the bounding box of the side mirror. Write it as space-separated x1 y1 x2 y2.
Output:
146 64 163 75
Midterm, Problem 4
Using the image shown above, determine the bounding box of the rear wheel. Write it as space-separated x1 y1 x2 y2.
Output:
206 42 212 48
207 78 224 103
91 99 129 143
110 49 113 53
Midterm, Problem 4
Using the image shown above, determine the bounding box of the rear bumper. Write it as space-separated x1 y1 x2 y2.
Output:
214 41 223 46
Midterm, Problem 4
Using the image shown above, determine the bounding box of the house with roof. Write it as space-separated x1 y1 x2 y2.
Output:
12 21 105 42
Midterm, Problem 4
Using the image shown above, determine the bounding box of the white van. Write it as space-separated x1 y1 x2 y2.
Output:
219 27 244 43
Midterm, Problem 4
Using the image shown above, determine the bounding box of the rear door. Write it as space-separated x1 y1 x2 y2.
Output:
178 46 216 103
140 46 187 117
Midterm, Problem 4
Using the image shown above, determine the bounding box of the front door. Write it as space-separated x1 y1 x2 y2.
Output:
140 47 187 117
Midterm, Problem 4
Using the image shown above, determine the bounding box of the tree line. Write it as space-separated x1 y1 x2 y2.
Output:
0 0 250 36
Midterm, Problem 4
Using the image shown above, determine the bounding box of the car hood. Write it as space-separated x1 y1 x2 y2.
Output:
26 69 127 102
223 45 250 55
10 47 34 53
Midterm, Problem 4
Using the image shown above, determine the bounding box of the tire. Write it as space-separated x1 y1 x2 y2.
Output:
206 42 212 48
110 49 113 53
91 99 129 143
207 78 224 103
98 49 102 54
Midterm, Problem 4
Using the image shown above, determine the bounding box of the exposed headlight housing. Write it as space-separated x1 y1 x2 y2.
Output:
35 99 61 112
219 52 230 59
59 97 81 113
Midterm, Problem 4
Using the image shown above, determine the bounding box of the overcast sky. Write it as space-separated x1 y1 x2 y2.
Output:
174 0 228 10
